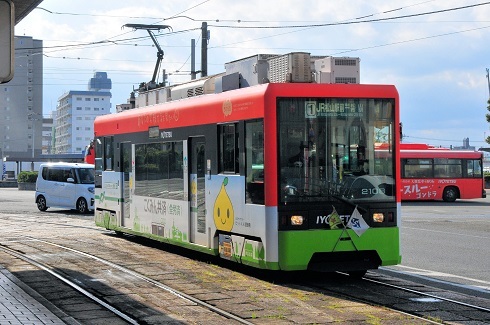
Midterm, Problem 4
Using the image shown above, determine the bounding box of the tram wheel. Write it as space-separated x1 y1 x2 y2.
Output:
76 198 89 214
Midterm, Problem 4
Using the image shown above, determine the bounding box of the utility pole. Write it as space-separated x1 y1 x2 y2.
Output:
201 22 208 77
191 39 196 80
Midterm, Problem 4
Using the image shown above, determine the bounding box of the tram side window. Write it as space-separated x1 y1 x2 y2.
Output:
219 123 239 174
94 137 103 187
134 141 184 200
403 159 432 178
104 136 114 171
245 120 264 204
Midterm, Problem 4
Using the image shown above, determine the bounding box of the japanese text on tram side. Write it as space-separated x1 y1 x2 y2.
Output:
137 111 177 127
143 198 181 216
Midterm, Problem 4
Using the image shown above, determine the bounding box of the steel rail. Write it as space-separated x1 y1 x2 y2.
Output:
0 244 139 325
27 236 255 325
362 274 490 313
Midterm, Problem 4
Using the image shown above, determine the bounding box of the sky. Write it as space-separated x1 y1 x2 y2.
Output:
14 0 490 149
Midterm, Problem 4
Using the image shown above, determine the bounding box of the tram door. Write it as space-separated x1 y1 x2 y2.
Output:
189 137 207 246
120 142 131 225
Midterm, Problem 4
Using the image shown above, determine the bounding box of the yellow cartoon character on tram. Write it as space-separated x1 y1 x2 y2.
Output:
213 177 235 232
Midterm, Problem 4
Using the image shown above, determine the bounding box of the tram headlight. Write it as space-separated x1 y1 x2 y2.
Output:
372 213 384 223
290 215 304 226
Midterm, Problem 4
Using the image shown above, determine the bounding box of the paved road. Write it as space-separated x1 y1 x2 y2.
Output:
388 196 490 291
1 187 489 291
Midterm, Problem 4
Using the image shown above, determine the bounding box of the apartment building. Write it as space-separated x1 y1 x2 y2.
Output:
0 35 43 160
53 72 111 154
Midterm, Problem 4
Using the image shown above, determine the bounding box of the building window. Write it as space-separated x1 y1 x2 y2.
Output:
85 127 91 131
76 97 82 100
76 107 82 110
85 107 91 111
76 117 82 120
85 98 91 101
94 98 99 101
85 117 91 120
94 107 99 111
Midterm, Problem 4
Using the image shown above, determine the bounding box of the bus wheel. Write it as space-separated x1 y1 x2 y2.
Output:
36 195 48 211
443 187 458 202
76 198 89 213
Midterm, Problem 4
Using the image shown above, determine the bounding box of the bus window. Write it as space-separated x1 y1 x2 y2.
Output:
466 159 483 178
434 158 462 178
403 159 433 178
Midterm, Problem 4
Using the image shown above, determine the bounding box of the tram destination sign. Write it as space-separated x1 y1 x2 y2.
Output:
305 100 364 118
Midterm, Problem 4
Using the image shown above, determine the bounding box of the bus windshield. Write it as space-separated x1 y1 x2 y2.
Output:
278 97 395 203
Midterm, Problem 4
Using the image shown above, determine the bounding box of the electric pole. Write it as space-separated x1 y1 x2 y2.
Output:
191 39 196 80
201 22 208 77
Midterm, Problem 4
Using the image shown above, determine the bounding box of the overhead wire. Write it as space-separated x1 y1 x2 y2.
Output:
207 2 490 29
19 2 490 106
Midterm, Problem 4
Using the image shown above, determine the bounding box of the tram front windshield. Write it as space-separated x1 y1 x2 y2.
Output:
278 97 395 203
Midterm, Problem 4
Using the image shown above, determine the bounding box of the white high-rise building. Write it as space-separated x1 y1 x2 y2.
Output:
54 72 112 154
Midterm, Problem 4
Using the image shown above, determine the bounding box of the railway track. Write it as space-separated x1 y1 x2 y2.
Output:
0 211 487 324
300 270 490 324
0 237 253 324
363 272 490 314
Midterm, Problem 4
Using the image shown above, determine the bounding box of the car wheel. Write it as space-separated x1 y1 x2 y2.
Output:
36 195 48 211
442 187 458 202
76 198 88 213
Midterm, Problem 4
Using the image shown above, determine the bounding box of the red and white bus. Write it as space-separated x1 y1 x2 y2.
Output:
400 143 486 202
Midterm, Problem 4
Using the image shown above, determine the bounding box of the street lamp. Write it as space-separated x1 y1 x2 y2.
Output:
28 112 41 171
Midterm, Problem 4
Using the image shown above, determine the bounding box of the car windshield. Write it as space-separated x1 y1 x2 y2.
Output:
277 97 395 203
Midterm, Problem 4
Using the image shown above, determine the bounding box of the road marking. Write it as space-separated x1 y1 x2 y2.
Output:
386 264 490 286
402 226 489 239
